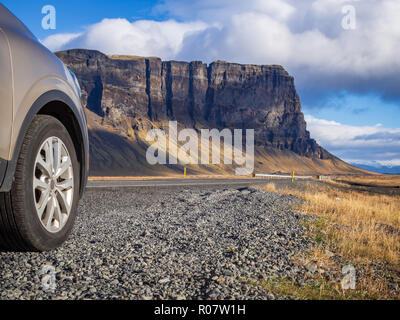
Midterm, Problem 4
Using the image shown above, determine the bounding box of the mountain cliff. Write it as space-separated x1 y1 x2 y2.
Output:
56 49 363 176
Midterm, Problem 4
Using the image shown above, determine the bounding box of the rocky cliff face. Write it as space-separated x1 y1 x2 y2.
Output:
57 49 333 163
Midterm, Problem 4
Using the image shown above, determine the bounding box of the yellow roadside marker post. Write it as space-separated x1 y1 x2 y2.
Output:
184 167 187 178
292 171 294 183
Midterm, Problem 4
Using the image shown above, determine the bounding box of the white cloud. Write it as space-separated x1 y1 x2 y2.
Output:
305 115 400 162
159 0 400 72
155 0 296 23
41 33 82 52
43 18 209 59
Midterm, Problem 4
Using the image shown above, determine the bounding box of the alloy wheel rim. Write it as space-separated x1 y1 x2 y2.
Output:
33 137 74 233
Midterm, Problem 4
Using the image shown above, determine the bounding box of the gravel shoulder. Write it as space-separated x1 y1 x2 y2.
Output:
0 185 315 300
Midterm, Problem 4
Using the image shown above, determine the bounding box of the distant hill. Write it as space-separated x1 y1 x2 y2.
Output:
350 163 400 175
56 49 367 177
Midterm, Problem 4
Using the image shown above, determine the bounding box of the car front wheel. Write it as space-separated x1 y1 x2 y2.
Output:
0 115 80 252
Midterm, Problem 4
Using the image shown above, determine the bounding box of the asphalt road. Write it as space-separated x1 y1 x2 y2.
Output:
86 178 299 190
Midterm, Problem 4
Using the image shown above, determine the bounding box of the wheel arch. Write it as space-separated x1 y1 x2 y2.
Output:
0 90 89 197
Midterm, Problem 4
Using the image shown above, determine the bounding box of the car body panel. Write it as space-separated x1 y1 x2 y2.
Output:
0 4 89 195
0 90 89 194
0 28 13 161
2 17 82 160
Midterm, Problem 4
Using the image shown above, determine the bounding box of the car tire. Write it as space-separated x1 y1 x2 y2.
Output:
0 115 80 252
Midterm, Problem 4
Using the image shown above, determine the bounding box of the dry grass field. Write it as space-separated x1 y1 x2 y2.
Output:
337 175 400 187
263 179 400 299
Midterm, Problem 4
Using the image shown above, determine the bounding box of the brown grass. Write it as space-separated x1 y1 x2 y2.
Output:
246 277 367 300
264 183 400 264
262 182 400 299
337 175 400 187
107 55 160 61
264 182 277 192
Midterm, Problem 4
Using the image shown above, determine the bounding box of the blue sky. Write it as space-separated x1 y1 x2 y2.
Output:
2 0 400 170
2 0 160 38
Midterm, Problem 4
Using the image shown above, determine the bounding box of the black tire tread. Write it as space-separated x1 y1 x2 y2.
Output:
0 174 29 252
0 115 77 251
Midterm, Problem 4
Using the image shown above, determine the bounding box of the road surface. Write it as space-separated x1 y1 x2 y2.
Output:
86 177 303 190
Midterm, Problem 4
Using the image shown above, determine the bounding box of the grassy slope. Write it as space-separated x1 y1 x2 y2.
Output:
337 175 400 187
86 109 370 177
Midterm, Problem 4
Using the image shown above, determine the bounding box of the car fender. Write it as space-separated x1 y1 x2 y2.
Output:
0 88 89 195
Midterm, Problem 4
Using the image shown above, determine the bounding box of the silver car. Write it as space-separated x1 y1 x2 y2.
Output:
0 4 89 251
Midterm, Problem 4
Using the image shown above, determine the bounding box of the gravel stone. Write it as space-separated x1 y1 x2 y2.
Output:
0 185 314 300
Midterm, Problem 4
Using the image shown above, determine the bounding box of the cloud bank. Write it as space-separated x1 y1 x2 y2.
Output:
43 18 208 58
305 115 400 165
